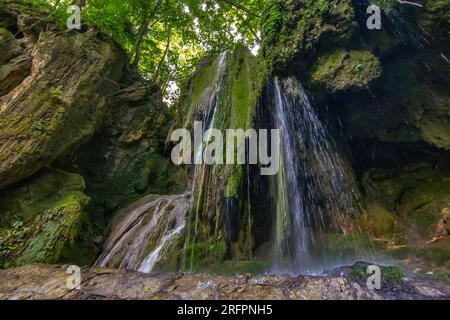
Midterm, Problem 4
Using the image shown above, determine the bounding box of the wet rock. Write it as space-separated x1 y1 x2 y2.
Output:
95 194 189 273
75 81 187 215
0 264 448 300
172 47 266 267
262 0 450 150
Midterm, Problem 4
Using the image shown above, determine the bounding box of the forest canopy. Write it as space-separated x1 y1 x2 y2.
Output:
5 0 268 102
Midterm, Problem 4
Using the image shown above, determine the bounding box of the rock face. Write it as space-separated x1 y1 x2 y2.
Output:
172 47 266 270
0 263 448 300
0 4 126 190
95 193 190 273
261 0 450 271
76 81 187 216
0 170 90 268
0 1 448 298
0 3 183 268
263 0 450 150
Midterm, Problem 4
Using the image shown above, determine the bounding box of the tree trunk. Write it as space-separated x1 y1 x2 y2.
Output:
128 0 162 65
154 28 172 82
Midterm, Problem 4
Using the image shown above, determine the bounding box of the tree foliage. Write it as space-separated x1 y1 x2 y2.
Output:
7 0 267 102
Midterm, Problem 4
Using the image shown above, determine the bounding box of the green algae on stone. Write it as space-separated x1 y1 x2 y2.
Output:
0 170 90 268
348 263 404 284
262 0 357 74
359 202 397 238
175 47 266 268
310 50 382 92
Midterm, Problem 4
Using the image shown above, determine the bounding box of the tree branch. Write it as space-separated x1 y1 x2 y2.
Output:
218 0 261 18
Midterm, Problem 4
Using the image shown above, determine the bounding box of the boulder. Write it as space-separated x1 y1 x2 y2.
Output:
0 170 90 268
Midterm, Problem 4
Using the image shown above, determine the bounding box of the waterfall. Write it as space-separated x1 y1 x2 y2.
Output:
95 194 189 273
95 56 363 275
95 51 230 274
272 77 361 272
138 222 185 273
183 51 228 271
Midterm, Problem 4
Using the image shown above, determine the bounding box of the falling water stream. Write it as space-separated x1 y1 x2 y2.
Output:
95 194 189 272
184 51 228 271
272 77 361 273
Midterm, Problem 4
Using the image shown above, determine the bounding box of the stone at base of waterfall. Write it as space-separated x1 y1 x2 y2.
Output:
0 264 449 300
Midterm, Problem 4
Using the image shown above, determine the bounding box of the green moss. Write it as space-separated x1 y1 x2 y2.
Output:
190 58 219 108
310 50 382 92
50 87 62 101
324 233 376 258
430 270 450 284
224 166 243 198
363 164 450 240
349 264 404 283
416 247 450 265
262 0 356 72
381 266 404 283
389 245 450 266
209 260 270 275
414 210 440 237
0 170 90 268
184 235 227 272
176 47 266 267
360 202 397 238
0 27 12 37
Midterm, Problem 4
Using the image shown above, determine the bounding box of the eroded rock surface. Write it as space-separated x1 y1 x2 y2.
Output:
0 264 448 300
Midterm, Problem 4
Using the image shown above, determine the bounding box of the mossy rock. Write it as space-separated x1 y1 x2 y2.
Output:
262 0 358 73
0 15 126 190
209 260 270 275
175 47 266 265
0 27 15 65
310 50 382 92
359 202 397 238
0 170 90 268
323 233 376 259
389 241 450 266
363 162 450 240
349 263 404 284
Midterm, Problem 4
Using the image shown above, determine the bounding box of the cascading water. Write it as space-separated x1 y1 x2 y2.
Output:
271 77 362 273
182 51 228 271
95 193 189 272
96 52 229 274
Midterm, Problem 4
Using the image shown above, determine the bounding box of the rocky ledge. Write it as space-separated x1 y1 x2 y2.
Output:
0 264 448 300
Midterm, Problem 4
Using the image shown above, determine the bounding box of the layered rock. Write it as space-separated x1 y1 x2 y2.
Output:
0 4 126 190
76 80 187 216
